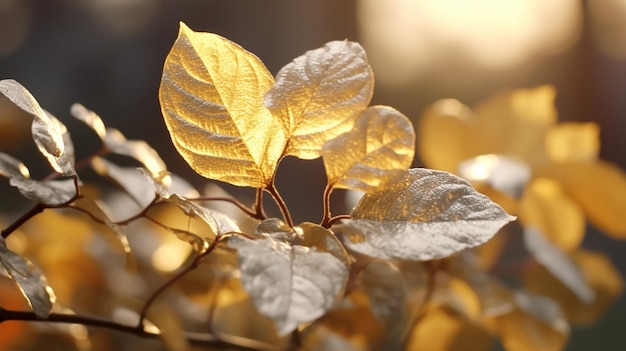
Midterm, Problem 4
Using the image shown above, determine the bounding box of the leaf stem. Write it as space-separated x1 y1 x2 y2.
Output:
0 307 277 351
320 184 334 228
265 180 293 227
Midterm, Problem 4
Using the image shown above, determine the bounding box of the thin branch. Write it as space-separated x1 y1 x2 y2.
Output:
328 215 351 226
188 195 263 220
0 308 277 351
265 180 293 227
1 203 45 238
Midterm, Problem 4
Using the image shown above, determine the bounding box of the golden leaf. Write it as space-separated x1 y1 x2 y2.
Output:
538 160 626 238
322 106 414 193
519 178 585 252
522 249 624 326
159 22 286 188
404 306 493 351
545 122 600 163
265 40 374 159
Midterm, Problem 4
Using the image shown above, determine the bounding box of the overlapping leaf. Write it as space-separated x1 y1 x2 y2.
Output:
229 219 350 335
264 40 374 159
343 168 515 261
159 22 286 188
0 237 55 318
0 79 75 176
322 106 414 193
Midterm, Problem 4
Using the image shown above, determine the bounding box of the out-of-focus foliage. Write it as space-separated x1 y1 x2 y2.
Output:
0 18 621 351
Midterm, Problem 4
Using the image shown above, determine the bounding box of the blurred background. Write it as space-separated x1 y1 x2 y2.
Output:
0 0 625 350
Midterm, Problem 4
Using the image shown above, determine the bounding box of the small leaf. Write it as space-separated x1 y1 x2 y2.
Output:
545 122 600 163
343 168 515 261
104 128 167 179
229 220 350 335
0 152 30 178
523 227 594 303
10 177 78 206
457 154 531 199
265 40 373 159
322 106 414 193
0 237 55 318
159 22 286 188
0 79 75 176
70 103 107 140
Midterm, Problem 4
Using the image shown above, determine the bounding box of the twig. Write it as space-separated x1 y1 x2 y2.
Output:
1 203 45 239
265 180 293 227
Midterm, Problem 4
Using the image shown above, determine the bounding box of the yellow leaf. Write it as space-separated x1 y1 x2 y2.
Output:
404 306 493 351
417 99 480 173
519 178 585 252
538 161 626 238
265 40 374 159
159 22 286 188
522 249 624 326
322 106 414 193
545 122 600 163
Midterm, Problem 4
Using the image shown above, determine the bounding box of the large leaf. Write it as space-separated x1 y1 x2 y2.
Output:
0 237 55 318
159 22 286 188
228 219 350 335
322 106 414 193
264 40 373 159
342 168 515 261
0 79 75 176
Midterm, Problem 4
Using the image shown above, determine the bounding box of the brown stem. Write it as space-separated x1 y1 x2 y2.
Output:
265 180 293 227
1 203 45 239
0 308 276 351
188 194 264 221
320 184 333 228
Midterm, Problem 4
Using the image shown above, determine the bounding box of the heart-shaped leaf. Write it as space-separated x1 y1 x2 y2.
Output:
343 168 515 261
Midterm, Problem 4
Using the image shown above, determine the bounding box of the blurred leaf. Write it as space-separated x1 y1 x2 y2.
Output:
519 178 585 252
103 128 166 179
538 160 626 238
70 103 106 140
91 157 157 207
159 22 286 188
343 168 515 260
545 122 599 163
145 302 189 351
458 154 531 199
322 106 414 193
404 306 493 351
0 79 75 176
0 237 55 318
0 277 30 349
10 177 78 206
489 292 569 351
166 194 222 239
522 249 624 325
0 152 30 178
523 227 593 303
358 260 408 330
264 40 373 159
229 220 350 335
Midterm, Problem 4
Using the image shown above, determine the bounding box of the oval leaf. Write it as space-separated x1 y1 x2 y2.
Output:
160 22 286 188
229 220 350 335
322 106 415 193
343 168 515 261
265 40 373 159
0 237 55 318
0 79 74 176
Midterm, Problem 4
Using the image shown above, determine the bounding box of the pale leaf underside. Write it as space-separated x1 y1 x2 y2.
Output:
343 168 515 261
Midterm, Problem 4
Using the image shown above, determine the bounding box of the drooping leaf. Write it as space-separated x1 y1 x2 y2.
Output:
523 227 593 303
0 237 55 318
264 40 373 159
518 178 585 252
322 106 414 193
229 220 350 335
342 168 515 261
522 249 624 325
10 177 78 206
0 79 75 176
457 154 531 199
159 22 286 188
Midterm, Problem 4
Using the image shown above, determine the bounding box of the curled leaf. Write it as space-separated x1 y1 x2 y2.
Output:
0 237 55 318
322 106 415 193
70 103 106 140
343 168 515 261
229 220 350 335
160 22 285 187
265 40 373 159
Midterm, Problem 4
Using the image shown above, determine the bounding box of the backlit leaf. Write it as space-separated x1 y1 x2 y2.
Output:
522 249 624 325
322 106 414 193
160 22 286 188
343 168 515 261
458 154 531 199
0 237 55 318
0 152 30 178
545 122 599 163
70 103 106 140
229 220 350 335
0 79 75 176
518 178 585 252
538 160 626 238
523 227 593 303
10 177 78 206
264 40 373 159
